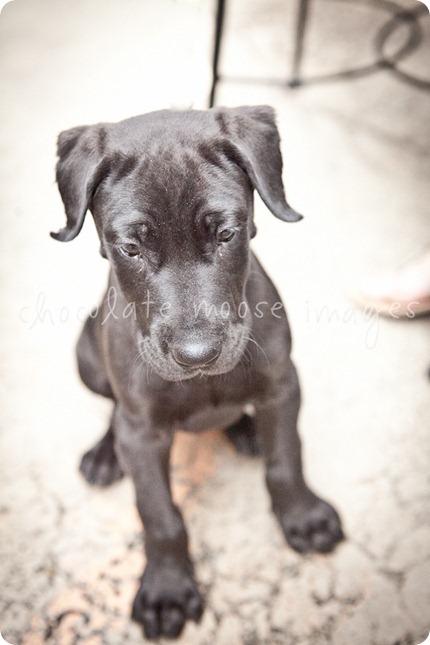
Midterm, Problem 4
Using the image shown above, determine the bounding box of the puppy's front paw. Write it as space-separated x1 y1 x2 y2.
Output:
278 490 344 554
79 430 124 487
132 563 204 640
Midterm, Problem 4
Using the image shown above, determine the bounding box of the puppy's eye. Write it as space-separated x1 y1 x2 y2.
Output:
119 243 141 258
217 228 236 244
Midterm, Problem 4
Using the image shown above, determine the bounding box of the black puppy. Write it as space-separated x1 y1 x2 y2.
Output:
52 106 343 640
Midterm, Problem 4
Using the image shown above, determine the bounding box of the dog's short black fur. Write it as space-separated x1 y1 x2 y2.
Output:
53 106 343 640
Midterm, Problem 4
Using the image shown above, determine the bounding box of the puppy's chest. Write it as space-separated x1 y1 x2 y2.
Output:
179 402 247 433
151 378 260 433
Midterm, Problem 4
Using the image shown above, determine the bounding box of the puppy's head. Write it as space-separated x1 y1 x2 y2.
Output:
53 106 302 381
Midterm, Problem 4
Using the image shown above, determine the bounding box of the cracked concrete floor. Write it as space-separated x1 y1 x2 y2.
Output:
0 0 430 643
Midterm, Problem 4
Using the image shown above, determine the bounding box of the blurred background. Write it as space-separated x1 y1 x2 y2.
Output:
0 0 429 643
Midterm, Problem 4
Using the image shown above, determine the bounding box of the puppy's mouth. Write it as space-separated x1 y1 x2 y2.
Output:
137 326 249 382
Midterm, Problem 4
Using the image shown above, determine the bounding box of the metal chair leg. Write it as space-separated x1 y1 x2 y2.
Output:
289 0 310 88
209 0 226 107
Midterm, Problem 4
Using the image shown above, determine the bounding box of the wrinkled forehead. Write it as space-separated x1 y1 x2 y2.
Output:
96 136 252 233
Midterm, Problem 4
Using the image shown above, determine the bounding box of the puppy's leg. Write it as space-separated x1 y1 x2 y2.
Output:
76 313 114 399
114 406 203 641
77 314 124 485
79 424 124 486
256 360 344 553
224 414 261 457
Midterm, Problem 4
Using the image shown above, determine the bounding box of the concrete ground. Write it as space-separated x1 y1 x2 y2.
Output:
0 0 429 643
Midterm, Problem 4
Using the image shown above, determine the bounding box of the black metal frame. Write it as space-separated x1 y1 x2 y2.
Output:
209 0 226 108
209 0 430 107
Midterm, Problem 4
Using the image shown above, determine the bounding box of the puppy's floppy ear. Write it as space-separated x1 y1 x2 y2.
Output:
51 125 109 242
218 105 303 223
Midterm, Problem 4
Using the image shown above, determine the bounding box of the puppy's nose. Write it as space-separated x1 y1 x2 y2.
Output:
171 340 221 368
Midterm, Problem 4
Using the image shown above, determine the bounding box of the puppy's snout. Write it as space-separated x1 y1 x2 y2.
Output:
171 339 221 369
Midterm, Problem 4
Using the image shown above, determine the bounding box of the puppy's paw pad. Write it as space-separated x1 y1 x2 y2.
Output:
79 435 124 487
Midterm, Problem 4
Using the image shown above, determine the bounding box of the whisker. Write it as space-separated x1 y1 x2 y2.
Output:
242 333 270 365
128 348 147 393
